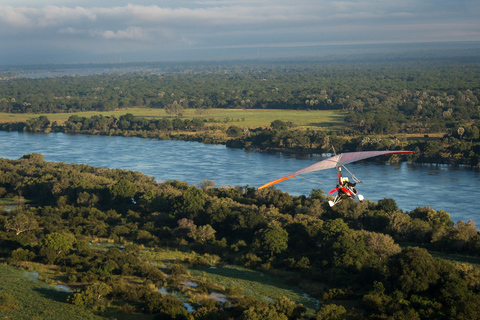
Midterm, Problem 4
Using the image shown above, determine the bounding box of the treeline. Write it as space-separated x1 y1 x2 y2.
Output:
1 62 480 134
4 113 480 167
0 113 208 137
1 155 480 319
227 122 480 167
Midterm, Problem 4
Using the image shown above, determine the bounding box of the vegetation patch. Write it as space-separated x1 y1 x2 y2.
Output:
0 264 102 320
190 265 319 310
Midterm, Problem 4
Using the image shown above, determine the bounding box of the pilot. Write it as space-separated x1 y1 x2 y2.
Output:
338 177 357 198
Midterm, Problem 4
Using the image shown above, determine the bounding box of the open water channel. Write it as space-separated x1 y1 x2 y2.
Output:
1 131 479 224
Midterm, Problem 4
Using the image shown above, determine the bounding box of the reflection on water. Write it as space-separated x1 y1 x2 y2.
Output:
209 292 227 303
1 131 479 224
24 271 73 292
54 284 73 292
25 271 39 281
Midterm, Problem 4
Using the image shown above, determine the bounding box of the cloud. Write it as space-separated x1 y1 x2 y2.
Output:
89 26 149 41
0 1 479 64
0 6 34 27
0 5 96 28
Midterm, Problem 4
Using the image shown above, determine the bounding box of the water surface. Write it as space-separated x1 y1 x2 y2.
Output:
1 131 479 224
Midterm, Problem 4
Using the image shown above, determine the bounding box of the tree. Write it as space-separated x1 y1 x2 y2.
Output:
410 206 453 228
253 226 288 258
365 231 401 260
165 101 184 117
377 198 398 212
191 224 216 243
274 297 306 319
173 218 196 240
145 293 188 317
42 232 76 254
111 178 137 199
389 247 440 294
242 304 288 320
4 210 38 235
174 186 205 219
316 304 347 320
320 219 350 242
226 125 243 138
69 282 112 306
270 120 288 131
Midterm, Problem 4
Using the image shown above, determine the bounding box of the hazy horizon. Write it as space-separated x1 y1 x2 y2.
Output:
1 1 480 65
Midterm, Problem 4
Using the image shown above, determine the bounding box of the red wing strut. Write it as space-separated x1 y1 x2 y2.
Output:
258 150 414 190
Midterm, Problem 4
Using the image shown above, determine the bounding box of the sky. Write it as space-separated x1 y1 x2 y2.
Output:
1 0 480 65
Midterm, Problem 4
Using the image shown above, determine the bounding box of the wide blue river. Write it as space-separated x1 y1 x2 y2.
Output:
1 131 479 224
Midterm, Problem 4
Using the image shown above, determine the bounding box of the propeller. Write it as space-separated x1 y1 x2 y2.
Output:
328 187 339 195
329 187 353 196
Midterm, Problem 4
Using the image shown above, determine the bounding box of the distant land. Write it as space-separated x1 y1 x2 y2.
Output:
1 41 480 69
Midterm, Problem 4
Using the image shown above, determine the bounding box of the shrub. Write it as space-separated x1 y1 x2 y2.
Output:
8 248 35 262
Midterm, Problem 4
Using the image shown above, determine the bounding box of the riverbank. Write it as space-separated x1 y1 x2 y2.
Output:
2 113 479 168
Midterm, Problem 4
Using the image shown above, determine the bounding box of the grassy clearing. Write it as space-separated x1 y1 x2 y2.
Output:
429 251 480 265
189 265 319 311
0 108 343 130
140 248 320 312
0 264 102 320
398 243 480 265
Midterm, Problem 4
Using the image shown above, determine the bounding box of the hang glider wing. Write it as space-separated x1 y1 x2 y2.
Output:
257 150 414 190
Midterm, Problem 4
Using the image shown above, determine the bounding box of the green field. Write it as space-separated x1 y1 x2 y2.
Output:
189 265 320 312
0 108 343 130
0 264 102 320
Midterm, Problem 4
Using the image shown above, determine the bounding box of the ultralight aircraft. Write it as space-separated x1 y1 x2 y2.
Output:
258 150 414 207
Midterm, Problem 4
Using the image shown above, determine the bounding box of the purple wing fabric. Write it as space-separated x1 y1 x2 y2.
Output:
258 150 413 190
337 150 414 166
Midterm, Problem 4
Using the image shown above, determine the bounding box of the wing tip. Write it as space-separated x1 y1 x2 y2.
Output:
258 174 298 190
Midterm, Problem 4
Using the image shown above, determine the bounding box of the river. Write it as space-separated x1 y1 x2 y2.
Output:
1 131 479 224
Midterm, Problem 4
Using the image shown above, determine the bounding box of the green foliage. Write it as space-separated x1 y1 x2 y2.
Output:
69 282 112 307
410 206 453 228
242 304 288 320
377 198 398 212
145 293 188 318
9 248 35 262
389 247 440 294
0 265 102 319
270 120 289 131
226 125 243 138
253 226 289 258
110 178 137 199
2 156 480 319
4 209 38 235
42 232 76 254
174 186 205 219
320 219 350 242
316 304 347 320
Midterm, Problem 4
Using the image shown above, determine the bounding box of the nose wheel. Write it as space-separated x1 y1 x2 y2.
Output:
328 194 365 207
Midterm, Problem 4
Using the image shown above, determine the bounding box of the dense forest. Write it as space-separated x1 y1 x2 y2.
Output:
1 62 479 135
1 154 480 319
